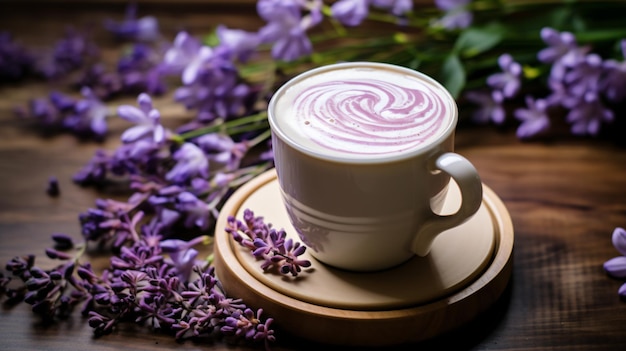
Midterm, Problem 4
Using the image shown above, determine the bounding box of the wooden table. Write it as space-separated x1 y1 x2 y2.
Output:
1 2 626 350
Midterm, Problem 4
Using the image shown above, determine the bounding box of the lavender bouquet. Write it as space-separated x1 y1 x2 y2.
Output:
3 0 626 348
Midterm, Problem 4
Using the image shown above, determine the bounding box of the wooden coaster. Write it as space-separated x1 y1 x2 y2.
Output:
214 169 514 346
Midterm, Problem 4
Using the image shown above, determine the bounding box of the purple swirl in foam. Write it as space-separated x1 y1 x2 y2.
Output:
292 78 449 156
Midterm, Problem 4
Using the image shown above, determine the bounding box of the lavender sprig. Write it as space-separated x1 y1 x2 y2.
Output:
225 209 312 277
2 230 275 349
604 227 626 299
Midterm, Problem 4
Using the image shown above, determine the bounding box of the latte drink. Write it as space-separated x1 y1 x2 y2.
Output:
272 63 455 160
268 62 481 271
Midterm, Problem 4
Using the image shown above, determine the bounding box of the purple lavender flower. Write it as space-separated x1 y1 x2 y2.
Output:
216 25 261 62
175 192 216 230
166 143 209 184
18 88 110 140
181 46 214 85
487 54 522 98
225 209 312 277
606 256 626 279
161 31 203 76
537 27 589 66
613 227 626 256
6 254 86 321
433 0 473 30
465 90 506 124
35 28 99 80
72 149 111 185
19 91 75 131
514 97 551 139
222 308 276 346
109 139 165 177
562 53 603 100
605 227 626 299
257 0 323 61
75 63 123 99
118 93 166 144
117 43 166 96
194 133 248 171
173 50 252 123
159 236 208 282
63 87 111 139
0 31 34 81
371 0 413 17
51 233 75 250
601 39 626 102
331 0 370 27
104 3 160 42
565 91 614 136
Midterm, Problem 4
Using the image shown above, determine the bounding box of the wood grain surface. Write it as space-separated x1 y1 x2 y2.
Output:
1 2 626 351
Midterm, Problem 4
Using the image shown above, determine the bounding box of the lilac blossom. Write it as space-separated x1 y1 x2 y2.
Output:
257 0 323 61
63 87 111 139
514 97 551 139
173 49 252 123
104 3 160 42
331 0 370 27
75 63 123 99
562 53 603 100
160 235 208 282
538 30 613 135
0 31 34 81
51 233 75 250
487 54 522 98
18 91 74 131
604 228 626 299
371 0 413 17
194 133 248 171
72 149 111 185
215 25 261 62
161 31 203 76
175 192 218 231
331 0 412 26
433 0 473 30
225 209 312 277
465 90 505 125
35 28 99 80
601 39 626 102
116 43 166 96
537 27 589 65
166 143 209 183
538 27 590 86
18 88 111 140
118 93 166 143
565 91 613 136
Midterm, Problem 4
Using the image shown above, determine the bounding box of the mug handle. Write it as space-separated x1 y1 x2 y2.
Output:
411 152 483 257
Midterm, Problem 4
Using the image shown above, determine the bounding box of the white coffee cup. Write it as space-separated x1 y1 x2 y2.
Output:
268 62 482 271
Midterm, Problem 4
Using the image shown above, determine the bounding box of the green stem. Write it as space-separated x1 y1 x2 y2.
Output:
172 111 269 143
245 128 272 149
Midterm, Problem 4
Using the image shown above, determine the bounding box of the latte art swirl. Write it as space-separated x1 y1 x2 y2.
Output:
273 66 454 159
293 78 448 156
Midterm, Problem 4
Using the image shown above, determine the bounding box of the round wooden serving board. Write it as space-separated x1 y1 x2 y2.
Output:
214 169 514 346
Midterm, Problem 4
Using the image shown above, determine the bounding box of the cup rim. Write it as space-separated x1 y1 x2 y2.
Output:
268 61 458 164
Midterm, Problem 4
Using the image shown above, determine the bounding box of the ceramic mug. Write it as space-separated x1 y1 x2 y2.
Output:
268 61 483 271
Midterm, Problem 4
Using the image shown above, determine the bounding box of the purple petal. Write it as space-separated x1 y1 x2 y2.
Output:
619 282 626 298
613 227 626 256
121 124 151 143
604 256 626 278
118 105 147 123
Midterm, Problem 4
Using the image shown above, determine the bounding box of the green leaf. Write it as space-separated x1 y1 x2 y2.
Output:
453 22 505 58
440 55 465 99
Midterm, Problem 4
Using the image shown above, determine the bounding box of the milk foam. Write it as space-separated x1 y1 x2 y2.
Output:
273 65 454 159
